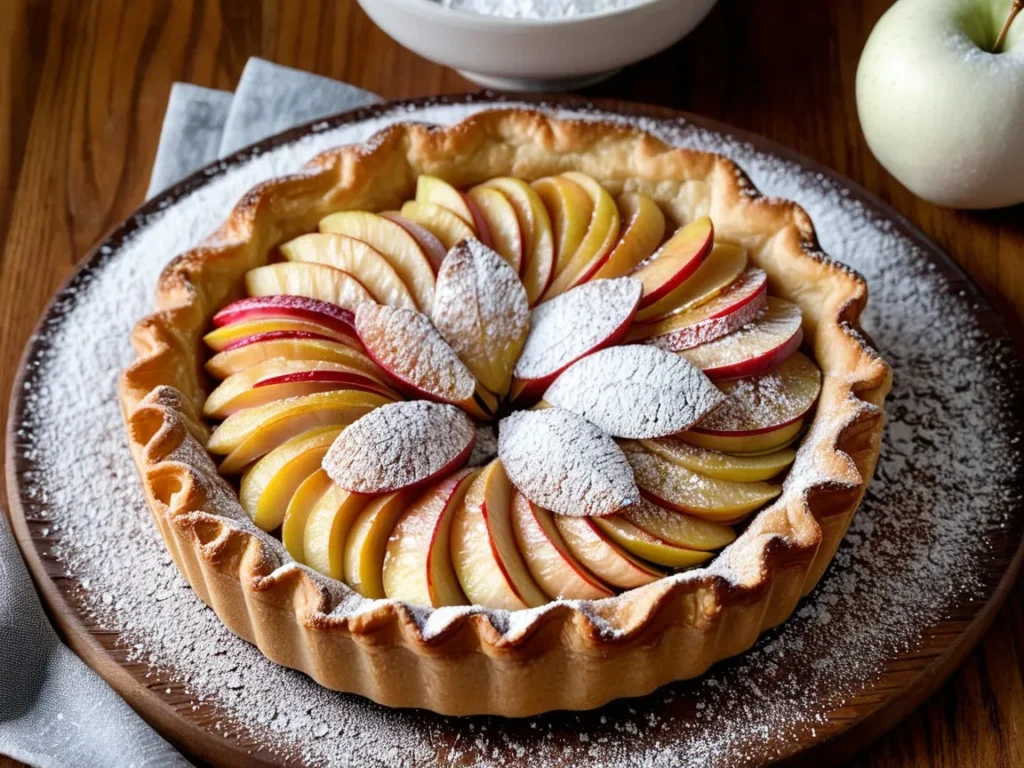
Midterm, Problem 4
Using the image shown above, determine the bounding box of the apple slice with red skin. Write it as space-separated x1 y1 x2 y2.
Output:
451 459 548 610
633 242 747 323
382 467 478 608
553 516 663 589
203 360 396 418
245 262 375 313
679 297 804 380
323 400 476 494
465 186 523 274
378 212 448 272
693 351 822 437
204 317 357 352
511 277 642 401
354 303 497 418
213 295 355 335
627 268 768 351
630 217 714 308
591 516 713 569
680 418 804 455
620 498 737 552
511 492 613 600
205 334 379 379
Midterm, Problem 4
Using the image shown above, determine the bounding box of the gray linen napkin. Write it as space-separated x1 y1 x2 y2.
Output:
2 58 382 766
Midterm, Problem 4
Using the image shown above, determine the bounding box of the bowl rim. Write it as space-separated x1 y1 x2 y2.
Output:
370 0 675 29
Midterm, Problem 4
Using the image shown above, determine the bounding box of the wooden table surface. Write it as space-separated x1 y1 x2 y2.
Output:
1 1 1021 766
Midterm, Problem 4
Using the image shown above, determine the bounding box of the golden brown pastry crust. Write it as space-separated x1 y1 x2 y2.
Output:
119 109 892 716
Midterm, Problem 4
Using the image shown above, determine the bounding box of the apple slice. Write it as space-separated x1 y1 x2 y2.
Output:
204 317 358 352
319 210 436 312
531 175 593 275
679 297 804 379
592 516 713 569
451 459 548 610
379 212 448 272
553 516 662 589
511 277 642 401
621 442 781 523
238 426 343 531
212 294 355 334
431 239 529 396
498 407 639 518
465 186 523 273
382 468 478 608
205 336 380 379
399 200 476 251
634 242 747 323
592 192 666 280
206 390 393 473
680 418 805 455
695 351 822 439
354 302 496 418
476 177 554 305
302 483 372 580
621 498 737 551
415 175 477 226
323 401 475 494
279 233 417 309
245 262 375 312
281 468 333 563
511 492 613 600
343 489 417 599
638 437 796 482
627 268 768 350
630 217 714 308
542 345 726 439
540 172 620 300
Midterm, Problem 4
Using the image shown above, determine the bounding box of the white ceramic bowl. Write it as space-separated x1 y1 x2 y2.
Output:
357 0 719 91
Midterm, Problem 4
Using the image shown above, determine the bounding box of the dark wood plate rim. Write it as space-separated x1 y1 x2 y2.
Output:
5 92 1024 768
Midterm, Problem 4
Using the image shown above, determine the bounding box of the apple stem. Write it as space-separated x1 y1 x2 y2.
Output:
994 0 1023 53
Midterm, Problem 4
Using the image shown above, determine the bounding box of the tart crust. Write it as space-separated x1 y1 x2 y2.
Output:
119 109 892 716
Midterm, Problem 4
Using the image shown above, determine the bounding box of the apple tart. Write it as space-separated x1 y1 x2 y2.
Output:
120 109 891 716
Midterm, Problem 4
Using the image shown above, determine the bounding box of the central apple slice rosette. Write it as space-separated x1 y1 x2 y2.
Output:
198 172 823 611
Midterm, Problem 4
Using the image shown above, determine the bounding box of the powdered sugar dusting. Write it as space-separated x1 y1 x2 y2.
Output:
323 401 475 493
8 100 1022 767
499 407 639 517
544 345 726 438
516 277 642 378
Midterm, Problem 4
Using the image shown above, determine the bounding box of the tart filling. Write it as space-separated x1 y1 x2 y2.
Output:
199 172 825 609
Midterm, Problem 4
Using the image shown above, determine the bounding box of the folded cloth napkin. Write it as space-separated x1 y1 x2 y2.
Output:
1 58 381 766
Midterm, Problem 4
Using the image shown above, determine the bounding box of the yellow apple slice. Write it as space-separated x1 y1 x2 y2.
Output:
592 516 713 569
634 242 748 323
399 200 475 251
415 175 477 225
554 516 662 589
245 262 375 312
204 317 358 352
511 492 613 601
279 233 417 309
540 172 620 300
451 459 548 610
238 426 343 531
342 489 417 599
355 303 496 419
378 212 447 272
203 359 395 419
302 483 372 580
431 239 529 396
637 437 796 482
207 390 393 474
477 177 554 305
531 175 593 275
592 193 666 280
281 468 334 562
382 468 478 608
621 442 781 523
205 338 381 380
621 498 736 551
679 419 805 455
319 210 436 312
466 186 522 273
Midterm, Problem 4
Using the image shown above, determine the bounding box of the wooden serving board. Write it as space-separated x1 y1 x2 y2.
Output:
6 95 1024 768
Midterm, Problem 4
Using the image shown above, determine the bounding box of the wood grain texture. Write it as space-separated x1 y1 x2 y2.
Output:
0 1 1021 766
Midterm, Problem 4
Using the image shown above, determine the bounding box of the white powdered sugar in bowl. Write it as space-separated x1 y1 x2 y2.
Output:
435 0 652 19
10 100 1023 767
